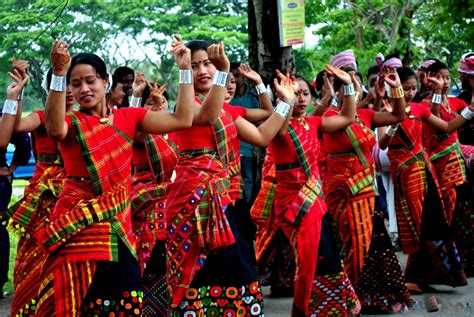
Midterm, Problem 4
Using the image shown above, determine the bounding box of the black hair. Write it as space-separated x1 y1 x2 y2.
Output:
110 74 124 92
314 70 325 92
141 84 169 107
294 75 316 98
185 40 210 54
113 66 134 79
67 53 107 83
396 67 417 84
230 62 241 70
426 61 448 74
367 65 380 79
46 67 53 88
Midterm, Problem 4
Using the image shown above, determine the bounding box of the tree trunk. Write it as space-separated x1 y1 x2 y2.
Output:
249 0 294 86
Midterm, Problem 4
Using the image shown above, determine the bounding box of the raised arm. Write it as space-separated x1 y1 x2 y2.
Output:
426 94 474 133
192 42 230 125
238 64 273 122
426 72 444 116
320 65 356 132
0 69 29 147
45 40 71 141
372 67 405 127
310 72 333 116
235 70 297 147
140 35 194 134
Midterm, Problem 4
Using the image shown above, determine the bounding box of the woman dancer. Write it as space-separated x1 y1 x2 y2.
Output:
380 66 472 292
34 36 194 316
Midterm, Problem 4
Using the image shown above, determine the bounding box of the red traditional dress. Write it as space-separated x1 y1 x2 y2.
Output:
268 116 360 316
387 102 467 288
33 108 146 316
251 152 296 296
166 96 264 316
131 134 178 316
7 110 65 316
323 108 411 311
422 96 474 276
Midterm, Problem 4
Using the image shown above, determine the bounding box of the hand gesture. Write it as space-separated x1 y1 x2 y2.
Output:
374 75 386 98
321 72 335 98
0 167 12 177
426 72 444 93
324 64 351 85
132 72 147 96
207 42 230 72
349 71 362 94
383 66 401 88
238 64 262 85
50 40 71 76
274 70 298 103
171 35 191 69
147 79 167 111
7 69 29 100
12 58 29 80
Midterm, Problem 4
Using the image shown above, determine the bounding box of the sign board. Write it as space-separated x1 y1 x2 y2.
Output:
277 0 305 47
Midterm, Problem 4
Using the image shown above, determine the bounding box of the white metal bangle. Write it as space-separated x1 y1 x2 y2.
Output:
18 89 24 101
212 71 229 88
50 74 67 92
179 69 193 85
386 125 398 137
274 100 292 118
255 83 267 95
432 93 442 104
130 96 142 108
384 82 392 98
460 107 474 120
2 99 18 116
343 83 355 96
330 96 340 107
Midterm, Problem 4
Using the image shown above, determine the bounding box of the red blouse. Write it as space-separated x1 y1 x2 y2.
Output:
34 110 60 156
422 96 467 156
60 108 147 177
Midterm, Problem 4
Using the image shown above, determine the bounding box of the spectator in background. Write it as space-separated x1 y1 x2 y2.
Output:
113 66 135 108
229 62 265 206
0 131 31 299
457 52 474 145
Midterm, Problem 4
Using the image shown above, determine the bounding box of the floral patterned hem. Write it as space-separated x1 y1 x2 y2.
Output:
169 281 264 316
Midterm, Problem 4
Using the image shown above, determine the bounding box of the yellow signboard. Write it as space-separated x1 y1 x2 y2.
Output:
277 0 305 47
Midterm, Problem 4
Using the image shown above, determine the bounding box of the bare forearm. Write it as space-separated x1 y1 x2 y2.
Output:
194 86 227 125
174 81 194 128
45 91 67 140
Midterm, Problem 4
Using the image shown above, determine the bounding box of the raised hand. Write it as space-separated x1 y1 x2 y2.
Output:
383 66 402 88
321 72 335 98
207 42 230 72
132 72 147 96
147 79 167 111
426 72 444 93
7 68 29 100
324 64 351 85
374 75 386 98
51 40 71 75
274 69 298 103
12 58 29 80
238 64 263 84
171 34 191 69
349 71 362 94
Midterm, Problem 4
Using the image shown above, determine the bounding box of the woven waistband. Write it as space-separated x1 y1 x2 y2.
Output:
37 153 61 163
180 148 217 157
67 176 91 181
133 166 150 173
327 150 357 157
275 162 301 170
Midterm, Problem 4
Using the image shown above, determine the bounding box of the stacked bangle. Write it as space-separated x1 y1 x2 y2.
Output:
391 86 404 99
130 96 142 108
179 69 193 85
343 83 355 96
432 93 442 104
330 96 340 107
2 99 18 116
386 125 399 137
274 100 292 118
50 74 67 92
255 83 267 95
213 71 229 88
460 107 474 120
